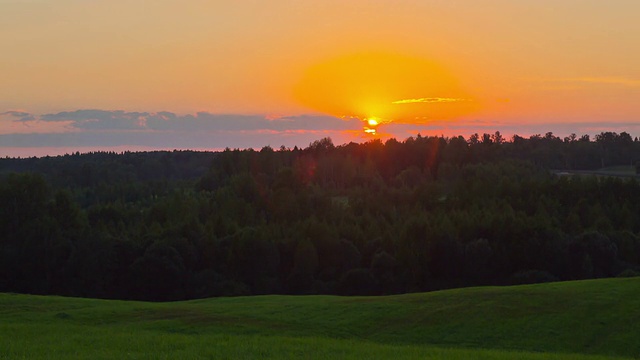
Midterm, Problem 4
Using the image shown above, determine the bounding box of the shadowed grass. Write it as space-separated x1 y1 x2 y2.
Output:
1 278 639 359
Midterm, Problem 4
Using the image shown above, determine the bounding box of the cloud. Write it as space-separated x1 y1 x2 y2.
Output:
34 110 358 132
392 98 470 104
0 110 36 121
0 109 364 153
40 110 148 130
5 108 638 157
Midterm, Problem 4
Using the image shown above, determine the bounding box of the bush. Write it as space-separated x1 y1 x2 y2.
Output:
616 269 640 278
337 268 378 296
510 270 558 285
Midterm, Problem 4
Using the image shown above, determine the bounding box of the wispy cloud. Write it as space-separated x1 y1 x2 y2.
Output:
392 98 469 104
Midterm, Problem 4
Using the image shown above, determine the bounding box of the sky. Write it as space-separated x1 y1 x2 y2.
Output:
2 0 640 157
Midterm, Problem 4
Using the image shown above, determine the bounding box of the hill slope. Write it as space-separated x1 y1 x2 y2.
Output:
1 278 638 359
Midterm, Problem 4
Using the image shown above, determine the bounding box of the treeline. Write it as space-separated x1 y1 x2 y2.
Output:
1 132 640 301
0 150 214 187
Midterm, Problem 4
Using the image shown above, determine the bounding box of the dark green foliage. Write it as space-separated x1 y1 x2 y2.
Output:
286 238 319 294
510 270 559 285
1 132 640 300
616 269 640 278
130 242 186 301
337 268 378 295
371 251 400 294
228 227 280 294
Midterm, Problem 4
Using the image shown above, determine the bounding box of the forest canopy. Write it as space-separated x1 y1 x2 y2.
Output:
1 131 640 301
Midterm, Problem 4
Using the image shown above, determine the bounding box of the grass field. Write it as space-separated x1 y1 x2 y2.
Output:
1 278 639 359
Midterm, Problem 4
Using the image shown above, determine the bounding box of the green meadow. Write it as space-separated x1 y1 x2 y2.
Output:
1 278 638 359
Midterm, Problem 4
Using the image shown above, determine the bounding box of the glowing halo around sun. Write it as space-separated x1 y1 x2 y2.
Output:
364 117 380 135
294 51 478 136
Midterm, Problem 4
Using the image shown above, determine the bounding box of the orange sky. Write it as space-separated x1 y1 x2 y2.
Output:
1 0 640 152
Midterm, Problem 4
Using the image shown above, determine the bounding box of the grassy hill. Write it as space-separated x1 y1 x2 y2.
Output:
1 278 639 359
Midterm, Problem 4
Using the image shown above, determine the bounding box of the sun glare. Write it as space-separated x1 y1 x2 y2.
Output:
363 117 381 136
294 51 478 138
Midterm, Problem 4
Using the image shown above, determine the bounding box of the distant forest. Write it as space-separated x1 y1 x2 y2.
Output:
1 131 640 301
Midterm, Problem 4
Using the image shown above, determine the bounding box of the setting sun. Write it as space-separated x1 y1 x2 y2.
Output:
294 51 479 136
363 117 381 135
3 2 640 356
2 1 640 154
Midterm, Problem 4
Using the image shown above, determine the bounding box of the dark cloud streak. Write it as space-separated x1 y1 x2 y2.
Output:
5 109 639 155
35 109 356 132
2 109 361 152
1 110 36 121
